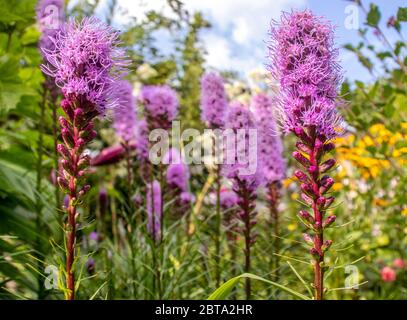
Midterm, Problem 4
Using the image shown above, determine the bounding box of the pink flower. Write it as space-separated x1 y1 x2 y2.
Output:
381 266 396 282
393 258 406 269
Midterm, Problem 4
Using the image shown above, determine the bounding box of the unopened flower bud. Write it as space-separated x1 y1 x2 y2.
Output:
293 150 310 167
320 176 334 194
57 177 69 192
320 158 336 173
57 143 71 158
323 215 336 228
296 141 310 154
61 100 74 120
61 128 75 148
78 184 91 197
324 196 335 209
299 210 315 224
300 192 313 205
321 240 333 252
294 170 309 182
303 233 314 245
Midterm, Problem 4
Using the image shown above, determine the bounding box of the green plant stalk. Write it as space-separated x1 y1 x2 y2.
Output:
215 165 221 287
35 86 47 299
268 182 281 282
124 141 137 298
51 97 61 210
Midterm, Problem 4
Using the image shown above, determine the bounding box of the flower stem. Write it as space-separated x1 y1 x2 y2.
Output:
51 96 61 211
35 86 47 299
268 182 280 282
308 131 324 300
215 165 221 287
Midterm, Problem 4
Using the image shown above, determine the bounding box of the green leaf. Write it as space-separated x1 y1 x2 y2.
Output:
397 7 407 21
207 273 311 300
366 4 381 27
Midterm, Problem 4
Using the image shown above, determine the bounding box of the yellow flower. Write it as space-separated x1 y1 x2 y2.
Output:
373 198 388 207
287 223 297 231
402 208 407 217
291 192 299 200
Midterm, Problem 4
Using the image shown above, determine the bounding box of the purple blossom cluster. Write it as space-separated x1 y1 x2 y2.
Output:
36 0 65 52
222 102 264 192
42 17 128 115
268 10 343 138
220 188 239 209
146 180 162 243
164 148 195 214
113 80 137 143
251 93 286 185
139 85 179 129
200 73 228 128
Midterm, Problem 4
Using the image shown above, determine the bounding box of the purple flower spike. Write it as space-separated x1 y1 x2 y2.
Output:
139 85 179 130
222 101 263 299
251 93 286 185
43 17 127 300
269 10 343 300
146 180 162 243
200 72 228 128
268 10 343 138
222 102 264 191
113 80 137 143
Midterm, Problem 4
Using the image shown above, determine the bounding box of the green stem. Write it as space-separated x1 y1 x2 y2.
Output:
215 165 221 287
35 86 47 299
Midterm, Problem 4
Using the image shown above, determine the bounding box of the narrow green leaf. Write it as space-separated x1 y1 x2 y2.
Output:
208 273 311 300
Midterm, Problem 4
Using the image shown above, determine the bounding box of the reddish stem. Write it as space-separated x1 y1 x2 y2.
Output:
66 126 80 300
308 128 324 300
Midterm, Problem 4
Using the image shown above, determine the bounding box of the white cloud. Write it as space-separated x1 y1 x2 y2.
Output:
101 0 307 75
184 0 307 74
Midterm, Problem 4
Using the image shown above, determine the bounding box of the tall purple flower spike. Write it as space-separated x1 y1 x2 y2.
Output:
147 180 162 243
139 85 179 130
42 17 127 300
200 72 228 128
269 10 343 300
251 93 286 185
222 102 264 190
222 101 263 299
113 80 137 143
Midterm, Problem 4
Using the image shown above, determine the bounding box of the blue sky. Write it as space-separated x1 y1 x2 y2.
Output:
93 0 406 83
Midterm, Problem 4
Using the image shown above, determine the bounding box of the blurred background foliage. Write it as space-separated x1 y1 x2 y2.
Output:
0 0 406 300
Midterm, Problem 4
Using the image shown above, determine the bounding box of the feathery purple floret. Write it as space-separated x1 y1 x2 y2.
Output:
146 180 162 243
113 80 137 142
36 0 65 52
268 10 343 138
42 17 128 115
162 147 182 165
252 93 286 184
220 188 239 209
139 85 179 129
166 162 189 192
200 73 228 128
222 102 264 191
164 148 189 192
